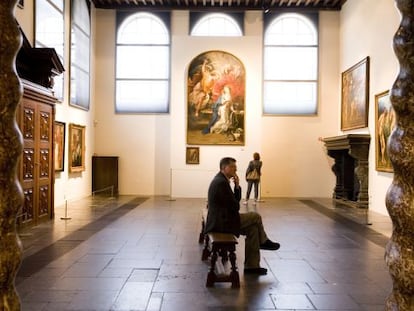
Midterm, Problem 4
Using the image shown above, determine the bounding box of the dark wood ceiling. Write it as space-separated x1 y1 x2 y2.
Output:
91 0 347 12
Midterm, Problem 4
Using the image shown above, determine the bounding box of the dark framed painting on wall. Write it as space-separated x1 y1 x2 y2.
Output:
341 57 370 131
375 90 395 172
54 121 65 172
186 147 200 164
69 123 85 173
187 50 245 145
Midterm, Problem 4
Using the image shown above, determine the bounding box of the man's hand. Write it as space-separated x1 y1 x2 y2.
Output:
232 173 240 188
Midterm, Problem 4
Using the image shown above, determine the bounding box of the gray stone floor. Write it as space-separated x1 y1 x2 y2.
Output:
16 196 393 310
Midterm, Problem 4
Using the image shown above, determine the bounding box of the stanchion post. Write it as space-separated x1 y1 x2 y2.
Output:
60 199 72 220
166 168 176 201
256 182 265 203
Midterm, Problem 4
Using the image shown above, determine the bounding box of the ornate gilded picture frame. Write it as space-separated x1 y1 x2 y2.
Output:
187 50 245 145
341 57 370 131
69 123 85 173
375 90 395 172
54 121 65 172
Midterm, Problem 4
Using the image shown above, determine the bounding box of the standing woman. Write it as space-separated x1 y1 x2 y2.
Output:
244 152 262 204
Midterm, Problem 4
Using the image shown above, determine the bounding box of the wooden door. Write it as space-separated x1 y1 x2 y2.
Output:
17 81 55 227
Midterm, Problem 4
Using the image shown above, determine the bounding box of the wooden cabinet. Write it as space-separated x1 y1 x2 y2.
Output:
14 26 64 228
16 80 56 227
92 156 119 196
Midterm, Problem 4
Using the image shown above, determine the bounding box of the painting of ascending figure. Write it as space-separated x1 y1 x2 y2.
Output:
187 51 245 145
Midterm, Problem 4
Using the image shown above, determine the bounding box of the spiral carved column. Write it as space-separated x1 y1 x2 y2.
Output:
0 0 24 310
384 1 414 310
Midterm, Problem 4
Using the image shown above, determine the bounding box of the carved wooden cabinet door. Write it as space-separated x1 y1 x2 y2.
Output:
17 80 55 227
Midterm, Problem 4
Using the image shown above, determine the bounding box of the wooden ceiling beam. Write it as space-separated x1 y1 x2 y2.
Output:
90 0 346 10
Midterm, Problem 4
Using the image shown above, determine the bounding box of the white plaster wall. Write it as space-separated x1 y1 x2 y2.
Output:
15 0 34 44
53 1 96 208
261 11 339 198
93 9 171 196
93 10 339 198
169 11 265 197
340 0 400 215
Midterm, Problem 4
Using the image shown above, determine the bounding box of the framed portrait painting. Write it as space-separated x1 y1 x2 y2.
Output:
375 90 395 172
186 147 200 164
69 123 85 173
341 57 370 131
187 50 245 145
54 121 65 172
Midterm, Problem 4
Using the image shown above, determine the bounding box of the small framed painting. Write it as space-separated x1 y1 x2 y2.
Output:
69 123 85 173
186 147 200 164
54 121 65 172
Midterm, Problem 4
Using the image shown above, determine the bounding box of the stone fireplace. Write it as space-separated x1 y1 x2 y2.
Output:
323 134 370 209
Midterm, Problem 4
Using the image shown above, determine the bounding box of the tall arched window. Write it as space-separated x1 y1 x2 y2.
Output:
116 13 170 113
191 13 243 36
263 13 318 115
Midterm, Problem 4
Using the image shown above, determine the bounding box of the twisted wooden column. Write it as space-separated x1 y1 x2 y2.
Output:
385 1 414 310
0 1 24 310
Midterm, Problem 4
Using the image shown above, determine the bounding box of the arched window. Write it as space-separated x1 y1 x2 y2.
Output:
263 13 318 115
116 13 170 113
191 13 242 36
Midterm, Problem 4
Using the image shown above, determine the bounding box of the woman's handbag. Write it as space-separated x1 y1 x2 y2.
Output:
246 169 260 181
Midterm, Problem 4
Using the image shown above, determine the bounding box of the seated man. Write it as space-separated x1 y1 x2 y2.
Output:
204 157 280 275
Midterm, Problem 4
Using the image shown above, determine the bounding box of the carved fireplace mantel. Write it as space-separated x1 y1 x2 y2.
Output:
323 134 370 209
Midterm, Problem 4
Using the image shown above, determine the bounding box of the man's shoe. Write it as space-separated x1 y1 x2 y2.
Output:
244 267 267 275
260 239 280 251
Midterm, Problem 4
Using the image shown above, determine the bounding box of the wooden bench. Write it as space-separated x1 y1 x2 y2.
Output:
202 232 239 288
199 206 240 288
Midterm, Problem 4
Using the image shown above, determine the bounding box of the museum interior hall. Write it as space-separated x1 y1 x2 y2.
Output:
1 0 414 310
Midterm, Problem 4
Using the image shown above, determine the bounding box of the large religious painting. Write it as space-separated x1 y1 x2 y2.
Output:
187 51 245 145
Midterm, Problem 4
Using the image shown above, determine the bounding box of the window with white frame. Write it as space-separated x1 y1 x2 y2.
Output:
70 0 90 110
115 12 170 113
191 13 243 36
263 13 318 115
35 0 64 100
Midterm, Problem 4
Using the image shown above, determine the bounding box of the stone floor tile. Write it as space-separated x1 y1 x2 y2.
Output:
270 294 315 309
307 294 359 309
111 282 153 310
66 290 118 310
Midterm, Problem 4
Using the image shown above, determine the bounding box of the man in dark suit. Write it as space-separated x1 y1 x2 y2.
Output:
204 157 280 275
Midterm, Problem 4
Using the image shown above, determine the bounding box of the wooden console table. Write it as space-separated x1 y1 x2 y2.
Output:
323 134 370 209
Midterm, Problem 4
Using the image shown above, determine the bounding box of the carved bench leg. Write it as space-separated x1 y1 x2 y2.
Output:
199 219 205 244
229 249 240 288
220 248 229 264
206 250 218 287
201 234 210 261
